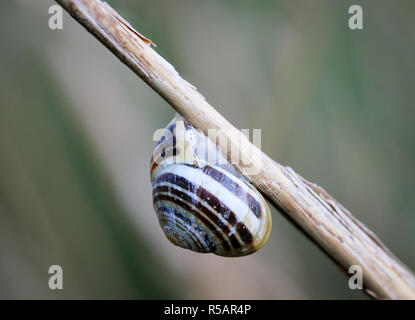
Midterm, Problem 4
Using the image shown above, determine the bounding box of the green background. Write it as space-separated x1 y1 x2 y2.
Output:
0 0 414 299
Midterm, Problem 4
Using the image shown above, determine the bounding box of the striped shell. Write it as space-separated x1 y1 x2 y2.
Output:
150 114 272 257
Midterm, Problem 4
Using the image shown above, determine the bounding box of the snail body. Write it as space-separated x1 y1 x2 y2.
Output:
150 114 271 257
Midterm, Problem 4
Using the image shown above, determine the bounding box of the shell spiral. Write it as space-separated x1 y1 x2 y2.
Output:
150 114 272 257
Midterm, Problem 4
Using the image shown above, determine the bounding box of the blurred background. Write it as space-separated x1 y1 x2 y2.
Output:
0 0 414 299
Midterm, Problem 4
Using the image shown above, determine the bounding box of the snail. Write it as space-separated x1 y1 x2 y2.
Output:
150 114 272 257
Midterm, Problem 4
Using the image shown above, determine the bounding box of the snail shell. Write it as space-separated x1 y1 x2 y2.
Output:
150 114 272 257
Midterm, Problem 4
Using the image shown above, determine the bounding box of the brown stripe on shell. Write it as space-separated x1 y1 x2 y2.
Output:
156 173 239 226
236 222 254 244
157 207 212 252
150 146 178 176
153 193 233 251
201 165 262 218
154 172 254 248
154 187 236 250
165 215 203 251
